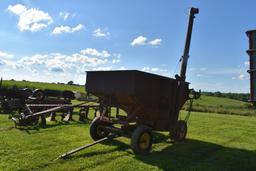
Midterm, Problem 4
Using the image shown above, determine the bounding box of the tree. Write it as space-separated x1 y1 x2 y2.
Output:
67 81 74 85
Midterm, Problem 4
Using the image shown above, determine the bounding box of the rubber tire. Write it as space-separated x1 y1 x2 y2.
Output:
131 125 153 154
33 89 45 101
63 91 75 100
171 120 187 142
2 101 12 113
22 88 33 99
89 117 109 141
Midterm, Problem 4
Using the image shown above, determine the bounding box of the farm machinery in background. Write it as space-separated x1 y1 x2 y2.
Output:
0 81 99 127
0 87 32 114
57 7 200 159
13 89 76 127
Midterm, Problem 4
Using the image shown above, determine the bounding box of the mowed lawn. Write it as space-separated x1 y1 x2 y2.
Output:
0 111 256 171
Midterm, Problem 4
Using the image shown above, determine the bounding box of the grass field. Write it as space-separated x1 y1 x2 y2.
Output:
184 95 256 116
0 111 256 171
1 80 84 93
0 80 256 170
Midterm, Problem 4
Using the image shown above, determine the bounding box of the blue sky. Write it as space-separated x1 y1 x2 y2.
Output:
0 0 255 93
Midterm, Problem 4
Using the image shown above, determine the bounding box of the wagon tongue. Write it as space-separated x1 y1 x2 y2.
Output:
55 133 120 160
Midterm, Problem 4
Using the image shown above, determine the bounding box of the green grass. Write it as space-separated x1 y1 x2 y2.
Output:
1 80 84 93
0 111 256 171
184 95 256 116
1 80 256 170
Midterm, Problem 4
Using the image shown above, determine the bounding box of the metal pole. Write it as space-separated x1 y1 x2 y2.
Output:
55 134 120 160
179 7 199 81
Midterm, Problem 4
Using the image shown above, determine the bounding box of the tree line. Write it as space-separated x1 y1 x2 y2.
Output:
202 91 250 102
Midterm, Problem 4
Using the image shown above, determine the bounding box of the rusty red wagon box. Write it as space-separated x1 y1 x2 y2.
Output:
86 70 189 131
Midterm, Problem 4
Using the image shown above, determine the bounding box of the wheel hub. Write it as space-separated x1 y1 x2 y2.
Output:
139 132 150 150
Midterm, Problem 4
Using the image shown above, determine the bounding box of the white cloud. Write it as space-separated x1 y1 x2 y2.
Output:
0 48 122 84
112 59 120 64
7 4 26 15
8 4 53 32
92 66 112 71
80 48 110 58
131 36 162 47
52 25 70 34
72 24 83 32
15 53 107 73
148 38 162 46
231 74 249 80
93 28 110 38
238 74 246 80
142 67 152 72
142 67 170 77
1 47 119 76
52 24 84 35
59 12 70 20
131 36 147 46
0 59 6 66
17 54 47 66
0 51 14 59
244 61 249 68
112 54 121 64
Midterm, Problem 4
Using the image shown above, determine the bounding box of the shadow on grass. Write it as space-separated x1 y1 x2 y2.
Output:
60 132 256 171
55 131 256 171
135 138 256 171
32 132 256 171
15 119 91 134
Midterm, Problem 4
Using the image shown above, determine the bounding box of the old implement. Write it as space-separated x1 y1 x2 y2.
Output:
57 7 200 158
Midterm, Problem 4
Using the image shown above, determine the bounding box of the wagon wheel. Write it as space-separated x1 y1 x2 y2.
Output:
63 90 75 100
171 120 187 142
90 116 110 141
2 101 12 113
22 88 33 99
33 89 45 101
131 125 153 154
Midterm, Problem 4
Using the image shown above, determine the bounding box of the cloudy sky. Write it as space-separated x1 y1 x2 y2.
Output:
0 0 255 93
